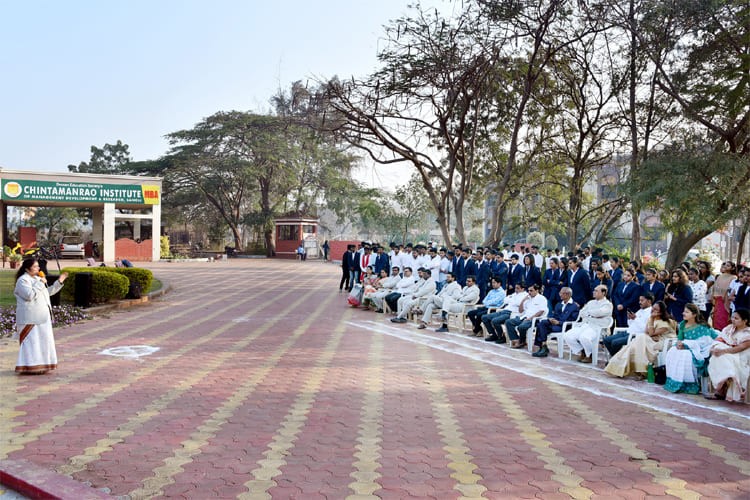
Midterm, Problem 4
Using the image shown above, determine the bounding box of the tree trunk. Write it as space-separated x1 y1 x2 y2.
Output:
665 230 711 270
630 206 642 262
736 216 750 266
453 198 467 245
231 226 243 252
264 226 275 257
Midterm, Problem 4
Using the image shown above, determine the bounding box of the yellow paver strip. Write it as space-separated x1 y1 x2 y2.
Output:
53 285 309 477
656 413 750 477
0 283 295 460
129 298 348 500
417 345 487 500
544 382 702 499
475 363 594 499
238 310 350 500
0 273 253 417
346 332 384 499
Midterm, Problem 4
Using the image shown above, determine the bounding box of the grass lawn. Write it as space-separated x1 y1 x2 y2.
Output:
0 269 162 307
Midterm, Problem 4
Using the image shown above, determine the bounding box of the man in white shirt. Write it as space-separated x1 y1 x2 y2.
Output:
418 272 462 329
603 292 653 356
483 283 528 343
530 245 544 270
564 285 614 363
368 267 402 312
392 270 437 323
438 248 453 292
435 276 481 332
427 247 441 286
384 267 419 312
402 249 419 277
505 284 549 348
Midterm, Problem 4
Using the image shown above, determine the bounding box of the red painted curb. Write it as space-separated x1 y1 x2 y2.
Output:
0 459 111 499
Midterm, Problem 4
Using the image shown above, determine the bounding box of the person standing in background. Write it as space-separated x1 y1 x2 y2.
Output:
322 240 330 261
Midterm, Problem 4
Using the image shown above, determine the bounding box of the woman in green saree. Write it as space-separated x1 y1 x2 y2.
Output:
664 303 717 394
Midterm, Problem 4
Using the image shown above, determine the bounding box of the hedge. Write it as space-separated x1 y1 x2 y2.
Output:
58 267 130 304
108 268 153 295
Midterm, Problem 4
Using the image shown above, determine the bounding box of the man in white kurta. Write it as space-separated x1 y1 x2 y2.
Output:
564 285 614 362
435 277 481 332
418 272 462 329
392 270 437 323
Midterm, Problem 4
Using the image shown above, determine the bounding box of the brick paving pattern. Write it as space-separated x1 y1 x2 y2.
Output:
1 259 748 499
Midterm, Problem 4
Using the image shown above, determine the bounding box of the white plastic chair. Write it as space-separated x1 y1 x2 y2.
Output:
525 316 548 353
447 303 479 331
558 317 614 367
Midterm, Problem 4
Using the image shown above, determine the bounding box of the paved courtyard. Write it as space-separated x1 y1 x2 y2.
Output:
1 259 748 499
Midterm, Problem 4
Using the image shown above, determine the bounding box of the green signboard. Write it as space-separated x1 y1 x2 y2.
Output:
1 179 160 205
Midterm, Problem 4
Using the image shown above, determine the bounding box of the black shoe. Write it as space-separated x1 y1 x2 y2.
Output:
435 326 449 333
485 335 499 342
494 337 507 344
375 309 383 313
532 345 549 358
472 327 482 335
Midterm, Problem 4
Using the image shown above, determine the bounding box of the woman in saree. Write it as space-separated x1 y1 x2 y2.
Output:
712 261 737 330
706 309 750 402
605 301 676 378
664 304 717 394
362 268 386 309
14 259 68 374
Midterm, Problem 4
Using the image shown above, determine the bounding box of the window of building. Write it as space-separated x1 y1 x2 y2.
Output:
277 225 299 240
302 224 316 234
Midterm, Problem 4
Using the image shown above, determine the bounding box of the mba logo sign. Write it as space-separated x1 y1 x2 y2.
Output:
1 180 160 205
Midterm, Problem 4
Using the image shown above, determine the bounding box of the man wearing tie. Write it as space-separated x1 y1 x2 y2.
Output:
543 257 564 308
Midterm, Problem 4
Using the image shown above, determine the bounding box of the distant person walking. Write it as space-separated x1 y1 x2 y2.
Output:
322 240 330 261
13 259 68 374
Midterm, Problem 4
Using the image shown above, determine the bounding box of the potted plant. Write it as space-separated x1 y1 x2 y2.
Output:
9 252 22 269
2 245 10 268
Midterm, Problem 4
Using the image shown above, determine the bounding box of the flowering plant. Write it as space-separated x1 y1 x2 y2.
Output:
0 305 91 338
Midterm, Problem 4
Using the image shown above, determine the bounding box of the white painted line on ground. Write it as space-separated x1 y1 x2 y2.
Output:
348 320 750 437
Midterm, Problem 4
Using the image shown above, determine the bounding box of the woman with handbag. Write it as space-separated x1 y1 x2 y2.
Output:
13 259 68 374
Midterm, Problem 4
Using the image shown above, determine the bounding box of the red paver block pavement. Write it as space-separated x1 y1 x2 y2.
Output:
1 260 749 499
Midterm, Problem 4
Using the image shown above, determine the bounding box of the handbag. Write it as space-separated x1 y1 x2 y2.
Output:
653 365 667 385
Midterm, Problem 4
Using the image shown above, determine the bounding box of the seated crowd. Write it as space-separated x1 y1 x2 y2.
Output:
341 241 750 403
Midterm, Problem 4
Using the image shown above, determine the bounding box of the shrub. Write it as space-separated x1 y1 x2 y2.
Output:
0 305 90 338
160 235 171 258
59 267 129 304
544 235 559 250
527 231 544 248
109 267 153 294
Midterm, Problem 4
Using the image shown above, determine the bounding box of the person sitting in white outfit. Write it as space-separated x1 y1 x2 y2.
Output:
367 267 401 312
435 276 480 332
564 285 613 363
392 269 437 323
418 272 462 329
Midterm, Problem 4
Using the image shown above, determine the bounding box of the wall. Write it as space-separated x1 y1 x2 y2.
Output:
115 238 153 261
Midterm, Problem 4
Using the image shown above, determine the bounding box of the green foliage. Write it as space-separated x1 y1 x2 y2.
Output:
526 231 544 248
26 207 80 242
68 140 133 174
628 145 750 234
544 235 558 250
160 235 171 258
59 267 129 304
109 268 153 295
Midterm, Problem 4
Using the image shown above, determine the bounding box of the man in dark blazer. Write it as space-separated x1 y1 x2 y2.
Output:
453 250 465 286
641 268 665 303
613 269 642 327
373 246 390 276
532 287 581 357
340 245 354 292
543 257 564 308
567 257 592 307
507 254 524 294
493 251 509 291
476 251 492 300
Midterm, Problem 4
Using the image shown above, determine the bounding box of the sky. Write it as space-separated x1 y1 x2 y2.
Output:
0 0 452 188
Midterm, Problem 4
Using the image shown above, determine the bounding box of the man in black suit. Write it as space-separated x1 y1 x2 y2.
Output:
567 256 592 307
731 268 750 312
340 244 355 292
507 254 524 294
